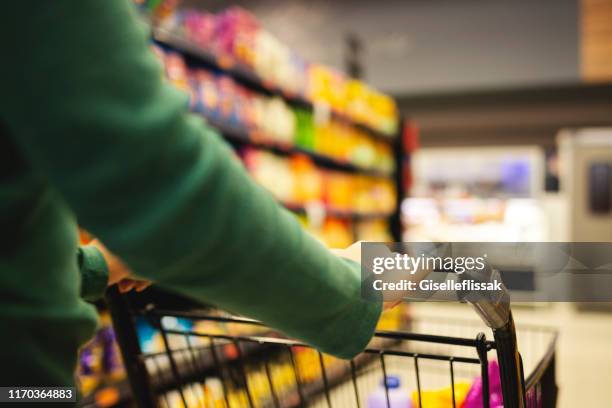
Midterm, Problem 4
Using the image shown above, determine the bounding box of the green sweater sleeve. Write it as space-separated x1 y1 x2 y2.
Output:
1 1 381 359
78 245 109 302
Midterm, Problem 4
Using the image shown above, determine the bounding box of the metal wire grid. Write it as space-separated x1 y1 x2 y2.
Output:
127 307 556 408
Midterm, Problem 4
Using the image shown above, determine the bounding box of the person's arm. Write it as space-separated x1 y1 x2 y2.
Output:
2 0 381 359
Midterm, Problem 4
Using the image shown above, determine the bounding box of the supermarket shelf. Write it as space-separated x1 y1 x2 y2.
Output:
80 333 278 407
152 27 396 143
207 118 394 179
152 28 310 108
148 335 279 395
283 347 386 408
83 338 399 408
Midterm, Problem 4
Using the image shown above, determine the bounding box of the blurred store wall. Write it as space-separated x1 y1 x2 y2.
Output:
189 0 579 94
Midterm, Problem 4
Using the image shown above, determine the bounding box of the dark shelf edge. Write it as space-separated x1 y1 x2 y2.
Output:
206 118 394 179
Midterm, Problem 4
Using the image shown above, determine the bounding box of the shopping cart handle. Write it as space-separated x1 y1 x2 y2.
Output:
457 266 511 330
458 266 527 407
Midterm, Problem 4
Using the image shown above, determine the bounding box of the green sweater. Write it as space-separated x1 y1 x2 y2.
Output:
0 0 381 390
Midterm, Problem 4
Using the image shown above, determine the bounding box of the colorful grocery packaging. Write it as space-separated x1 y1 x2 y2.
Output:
411 382 471 408
155 6 397 134
183 10 216 49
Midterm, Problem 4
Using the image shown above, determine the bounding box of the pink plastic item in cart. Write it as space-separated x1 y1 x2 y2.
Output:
462 361 504 408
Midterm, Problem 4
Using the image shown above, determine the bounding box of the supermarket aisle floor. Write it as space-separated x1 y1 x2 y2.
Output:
409 302 612 407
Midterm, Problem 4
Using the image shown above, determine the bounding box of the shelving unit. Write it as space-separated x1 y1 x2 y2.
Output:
153 28 397 144
84 341 396 408
151 24 405 244
207 118 394 179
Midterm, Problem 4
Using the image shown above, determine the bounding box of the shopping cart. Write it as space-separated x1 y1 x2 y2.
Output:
104 275 557 408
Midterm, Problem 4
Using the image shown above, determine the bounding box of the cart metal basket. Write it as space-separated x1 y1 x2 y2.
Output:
104 286 557 408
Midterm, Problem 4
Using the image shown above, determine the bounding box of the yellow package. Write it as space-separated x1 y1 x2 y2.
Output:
412 382 471 408
376 302 403 331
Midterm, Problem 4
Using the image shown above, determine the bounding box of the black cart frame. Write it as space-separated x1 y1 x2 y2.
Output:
105 286 557 408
